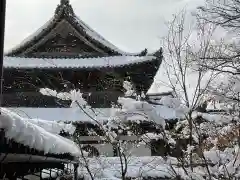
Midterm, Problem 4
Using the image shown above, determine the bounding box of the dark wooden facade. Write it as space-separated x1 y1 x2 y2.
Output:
3 0 162 108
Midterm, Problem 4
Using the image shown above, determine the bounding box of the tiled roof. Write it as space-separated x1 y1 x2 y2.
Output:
5 17 55 55
4 55 156 69
7 107 116 123
5 1 144 56
7 106 182 122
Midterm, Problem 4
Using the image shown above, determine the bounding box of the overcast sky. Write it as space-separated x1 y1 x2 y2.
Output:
5 0 205 53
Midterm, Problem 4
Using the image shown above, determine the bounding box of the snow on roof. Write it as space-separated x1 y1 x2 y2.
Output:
5 1 143 56
7 105 182 124
5 17 55 55
193 112 234 124
4 55 156 69
154 105 184 120
7 107 116 123
0 108 80 157
28 118 76 135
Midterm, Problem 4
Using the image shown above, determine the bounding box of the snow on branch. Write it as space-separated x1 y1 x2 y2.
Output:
40 88 87 108
116 97 166 128
123 80 136 97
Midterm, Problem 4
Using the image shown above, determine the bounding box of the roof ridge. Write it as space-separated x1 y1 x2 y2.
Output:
5 1 150 57
60 0 69 5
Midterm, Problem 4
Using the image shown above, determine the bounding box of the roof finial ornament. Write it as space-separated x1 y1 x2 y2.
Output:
55 0 74 16
61 0 69 5
153 47 163 59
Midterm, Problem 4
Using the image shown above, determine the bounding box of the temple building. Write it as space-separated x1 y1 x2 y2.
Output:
3 0 162 108
0 3 166 177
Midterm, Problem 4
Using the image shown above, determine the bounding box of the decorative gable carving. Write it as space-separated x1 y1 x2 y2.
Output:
32 33 100 57
26 20 107 58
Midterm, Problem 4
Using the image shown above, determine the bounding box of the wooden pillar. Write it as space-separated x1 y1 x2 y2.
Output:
0 0 6 108
40 169 42 180
73 163 79 180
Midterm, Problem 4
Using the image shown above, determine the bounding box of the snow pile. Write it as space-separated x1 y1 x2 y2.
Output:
123 81 136 97
116 97 166 128
198 112 234 124
0 108 80 157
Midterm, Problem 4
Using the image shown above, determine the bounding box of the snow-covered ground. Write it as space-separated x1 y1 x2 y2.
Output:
78 152 240 180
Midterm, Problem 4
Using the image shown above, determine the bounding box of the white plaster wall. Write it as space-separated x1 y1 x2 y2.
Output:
81 143 114 157
80 136 152 157
93 143 114 157
123 143 151 157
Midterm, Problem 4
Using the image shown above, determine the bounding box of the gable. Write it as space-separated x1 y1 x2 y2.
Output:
20 20 110 58
5 0 146 58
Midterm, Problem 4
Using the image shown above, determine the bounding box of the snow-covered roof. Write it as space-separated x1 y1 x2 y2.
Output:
154 105 184 120
7 107 116 123
0 108 81 157
3 55 156 69
5 0 146 56
7 106 182 123
6 17 55 54
28 118 76 135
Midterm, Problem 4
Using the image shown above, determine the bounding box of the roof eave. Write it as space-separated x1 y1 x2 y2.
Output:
3 55 159 70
